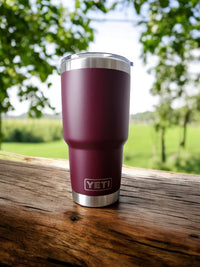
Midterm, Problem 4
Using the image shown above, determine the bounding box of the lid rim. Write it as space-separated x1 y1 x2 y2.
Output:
61 52 131 66
61 52 132 75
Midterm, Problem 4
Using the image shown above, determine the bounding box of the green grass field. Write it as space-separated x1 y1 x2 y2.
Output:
2 124 200 174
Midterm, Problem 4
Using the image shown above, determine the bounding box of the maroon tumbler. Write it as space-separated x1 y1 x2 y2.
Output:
61 52 131 207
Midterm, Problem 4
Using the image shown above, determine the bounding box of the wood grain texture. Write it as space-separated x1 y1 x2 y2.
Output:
0 154 200 266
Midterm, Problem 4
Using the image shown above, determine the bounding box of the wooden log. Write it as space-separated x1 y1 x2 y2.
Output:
0 152 200 266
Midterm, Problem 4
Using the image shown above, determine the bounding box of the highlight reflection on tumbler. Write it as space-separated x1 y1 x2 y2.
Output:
61 52 131 207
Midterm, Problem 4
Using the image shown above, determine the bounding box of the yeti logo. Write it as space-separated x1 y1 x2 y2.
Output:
84 178 112 191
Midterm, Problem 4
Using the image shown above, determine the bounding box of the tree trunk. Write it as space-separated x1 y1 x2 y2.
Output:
161 127 166 163
180 110 191 148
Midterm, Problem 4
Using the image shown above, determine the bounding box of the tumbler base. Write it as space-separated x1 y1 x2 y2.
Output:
72 190 119 207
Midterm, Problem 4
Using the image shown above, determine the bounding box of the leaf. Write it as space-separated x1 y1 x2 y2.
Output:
159 0 169 8
47 82 52 88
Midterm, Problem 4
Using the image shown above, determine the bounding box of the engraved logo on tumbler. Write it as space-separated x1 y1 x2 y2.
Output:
84 178 112 191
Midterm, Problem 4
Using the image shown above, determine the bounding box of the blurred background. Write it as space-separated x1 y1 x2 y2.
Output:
1 0 200 173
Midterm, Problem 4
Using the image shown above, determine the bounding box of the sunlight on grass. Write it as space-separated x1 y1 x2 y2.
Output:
2 140 68 159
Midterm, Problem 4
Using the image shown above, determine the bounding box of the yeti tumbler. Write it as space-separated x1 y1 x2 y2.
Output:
61 52 131 207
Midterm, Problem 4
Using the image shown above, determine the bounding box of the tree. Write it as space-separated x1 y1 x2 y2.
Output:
178 93 200 147
125 0 200 161
93 0 200 160
154 93 179 162
0 0 113 149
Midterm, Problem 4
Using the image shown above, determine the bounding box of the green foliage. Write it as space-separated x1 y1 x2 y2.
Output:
0 0 115 147
3 119 62 142
127 0 200 161
0 0 99 116
135 0 200 101
154 98 177 130
152 151 200 175
171 151 200 174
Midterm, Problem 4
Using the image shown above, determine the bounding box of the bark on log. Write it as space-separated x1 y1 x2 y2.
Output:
0 152 200 266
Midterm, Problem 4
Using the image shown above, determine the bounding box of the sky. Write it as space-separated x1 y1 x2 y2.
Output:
8 2 157 116
88 9 157 114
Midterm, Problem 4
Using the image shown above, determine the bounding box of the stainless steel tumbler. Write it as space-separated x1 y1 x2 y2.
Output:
61 52 131 207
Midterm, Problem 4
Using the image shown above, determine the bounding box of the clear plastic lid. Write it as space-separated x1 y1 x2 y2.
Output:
61 52 133 74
